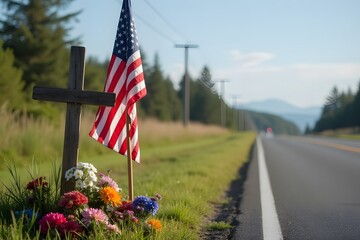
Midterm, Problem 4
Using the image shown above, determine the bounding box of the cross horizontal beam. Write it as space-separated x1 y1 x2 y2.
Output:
33 86 116 107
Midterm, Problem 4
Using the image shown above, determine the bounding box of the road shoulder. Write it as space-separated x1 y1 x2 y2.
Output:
231 141 263 239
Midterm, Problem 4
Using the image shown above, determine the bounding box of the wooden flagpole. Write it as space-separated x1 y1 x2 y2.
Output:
126 112 134 201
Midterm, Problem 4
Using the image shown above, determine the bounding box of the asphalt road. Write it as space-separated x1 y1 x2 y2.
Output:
233 135 360 240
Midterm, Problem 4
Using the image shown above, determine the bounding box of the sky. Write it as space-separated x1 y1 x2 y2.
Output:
68 0 360 108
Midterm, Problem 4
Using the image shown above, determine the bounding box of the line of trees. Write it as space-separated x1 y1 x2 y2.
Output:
313 83 360 132
0 0 229 127
0 0 300 134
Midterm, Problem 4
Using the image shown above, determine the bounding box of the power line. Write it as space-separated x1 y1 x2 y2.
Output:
113 0 177 44
144 0 188 42
133 12 177 44
113 0 209 82
198 79 218 95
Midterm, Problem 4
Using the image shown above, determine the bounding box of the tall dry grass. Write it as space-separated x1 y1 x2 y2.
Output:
0 104 228 166
0 104 63 166
137 118 227 146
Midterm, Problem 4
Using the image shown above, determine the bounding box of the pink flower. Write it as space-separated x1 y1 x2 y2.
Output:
81 208 108 227
58 191 88 209
97 173 119 190
106 223 121 234
57 221 83 238
38 212 67 235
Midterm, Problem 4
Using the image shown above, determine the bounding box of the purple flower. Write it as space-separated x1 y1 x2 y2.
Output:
133 196 159 216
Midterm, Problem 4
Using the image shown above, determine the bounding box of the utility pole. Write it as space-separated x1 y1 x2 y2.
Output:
216 79 229 128
175 44 198 126
231 95 241 131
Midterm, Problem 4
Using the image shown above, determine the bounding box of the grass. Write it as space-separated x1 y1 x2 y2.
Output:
0 104 228 166
206 221 232 231
335 134 360 140
0 103 256 239
316 127 360 140
0 131 256 239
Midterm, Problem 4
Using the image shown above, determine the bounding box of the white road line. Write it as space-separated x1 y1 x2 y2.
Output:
257 137 283 240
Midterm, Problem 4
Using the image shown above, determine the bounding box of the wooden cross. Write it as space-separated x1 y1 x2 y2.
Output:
32 46 115 194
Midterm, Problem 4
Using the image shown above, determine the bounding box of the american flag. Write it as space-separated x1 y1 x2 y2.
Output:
89 0 146 163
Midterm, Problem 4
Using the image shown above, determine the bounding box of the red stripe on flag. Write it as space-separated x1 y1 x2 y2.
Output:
89 0 147 163
104 55 116 91
97 81 127 143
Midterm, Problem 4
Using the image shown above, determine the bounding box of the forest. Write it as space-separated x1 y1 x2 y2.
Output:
0 0 299 135
312 84 360 133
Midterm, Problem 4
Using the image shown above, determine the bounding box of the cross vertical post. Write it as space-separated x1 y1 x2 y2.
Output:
32 46 115 194
61 47 85 193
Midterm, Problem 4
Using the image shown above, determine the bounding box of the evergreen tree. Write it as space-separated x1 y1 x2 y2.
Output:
0 0 80 93
164 76 181 121
350 81 360 128
84 57 107 91
0 40 24 108
336 90 355 128
142 53 176 120
324 86 340 113
314 86 340 131
314 84 358 131
304 124 311 134
190 66 220 124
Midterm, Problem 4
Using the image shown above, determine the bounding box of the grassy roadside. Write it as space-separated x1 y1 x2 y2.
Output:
332 134 360 140
0 104 227 166
310 133 360 141
0 131 255 239
314 128 360 141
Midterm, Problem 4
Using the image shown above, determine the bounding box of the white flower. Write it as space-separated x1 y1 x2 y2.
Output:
75 180 82 188
90 165 98 173
74 169 84 179
78 162 86 168
65 168 74 180
88 171 97 181
84 178 94 187
88 163 97 172
80 181 88 189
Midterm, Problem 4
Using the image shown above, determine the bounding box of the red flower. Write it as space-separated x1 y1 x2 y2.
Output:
118 200 133 212
57 221 83 238
26 177 48 191
38 212 67 235
58 191 88 209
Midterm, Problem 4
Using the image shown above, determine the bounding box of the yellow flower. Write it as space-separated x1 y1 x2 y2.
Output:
99 186 122 207
147 219 162 231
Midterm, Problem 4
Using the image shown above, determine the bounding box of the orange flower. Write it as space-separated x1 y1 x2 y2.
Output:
147 219 162 231
99 186 122 207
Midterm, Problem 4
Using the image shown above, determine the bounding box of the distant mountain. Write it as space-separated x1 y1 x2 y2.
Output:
245 110 300 135
238 99 322 132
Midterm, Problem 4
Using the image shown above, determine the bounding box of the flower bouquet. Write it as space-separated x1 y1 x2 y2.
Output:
5 162 162 239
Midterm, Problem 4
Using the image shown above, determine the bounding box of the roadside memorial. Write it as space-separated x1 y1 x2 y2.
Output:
33 46 115 194
0 0 162 238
